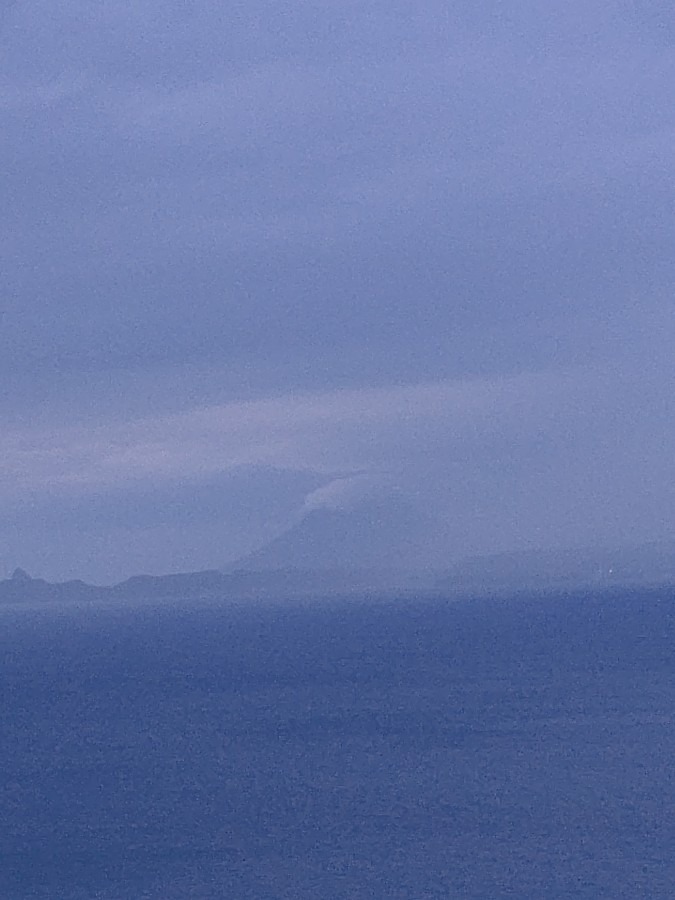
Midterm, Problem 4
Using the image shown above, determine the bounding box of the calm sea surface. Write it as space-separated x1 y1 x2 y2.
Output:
2 589 675 898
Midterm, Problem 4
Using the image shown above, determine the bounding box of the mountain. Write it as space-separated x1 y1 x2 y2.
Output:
0 565 413 605
3 537 675 606
0 569 268 604
438 540 675 595
228 497 430 575
0 569 104 603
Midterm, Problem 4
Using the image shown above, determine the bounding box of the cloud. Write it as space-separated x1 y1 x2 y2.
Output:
0 76 84 111
0 369 572 500
301 474 394 514
1 1 674 392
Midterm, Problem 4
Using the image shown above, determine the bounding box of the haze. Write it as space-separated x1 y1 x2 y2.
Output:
2 2 674 583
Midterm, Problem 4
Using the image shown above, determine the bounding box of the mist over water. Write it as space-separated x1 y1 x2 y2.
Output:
2 589 675 898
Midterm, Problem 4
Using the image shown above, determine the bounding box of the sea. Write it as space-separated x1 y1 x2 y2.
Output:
2 587 675 898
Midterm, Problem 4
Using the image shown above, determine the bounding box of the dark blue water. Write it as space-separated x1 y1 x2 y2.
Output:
2 589 675 898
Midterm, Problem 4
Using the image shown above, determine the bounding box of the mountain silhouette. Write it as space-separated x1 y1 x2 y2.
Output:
438 540 675 593
229 496 429 574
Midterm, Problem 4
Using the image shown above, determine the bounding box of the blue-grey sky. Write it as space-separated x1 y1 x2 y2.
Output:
2 1 675 582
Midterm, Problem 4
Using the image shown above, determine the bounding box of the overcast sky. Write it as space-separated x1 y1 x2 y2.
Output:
1 1 674 583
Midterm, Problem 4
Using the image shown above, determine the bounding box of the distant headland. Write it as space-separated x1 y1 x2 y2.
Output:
0 566 428 605
4 536 675 605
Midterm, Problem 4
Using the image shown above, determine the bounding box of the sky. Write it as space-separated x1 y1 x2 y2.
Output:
1 1 675 583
